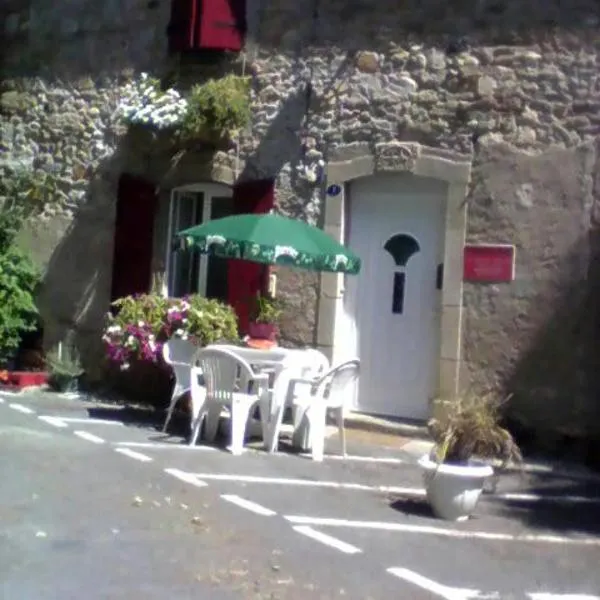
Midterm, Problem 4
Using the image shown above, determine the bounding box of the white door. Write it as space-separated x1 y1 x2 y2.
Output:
341 174 445 420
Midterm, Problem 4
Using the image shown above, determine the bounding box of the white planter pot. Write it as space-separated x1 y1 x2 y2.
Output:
419 454 494 521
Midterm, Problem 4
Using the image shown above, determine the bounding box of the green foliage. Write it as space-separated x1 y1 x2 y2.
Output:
0 167 59 249
250 292 283 324
179 75 251 140
0 246 40 364
45 346 83 378
428 392 522 467
103 294 240 367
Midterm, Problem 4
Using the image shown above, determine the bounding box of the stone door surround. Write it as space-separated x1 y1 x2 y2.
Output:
318 142 472 402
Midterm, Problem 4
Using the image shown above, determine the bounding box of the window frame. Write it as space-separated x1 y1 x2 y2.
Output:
163 182 233 298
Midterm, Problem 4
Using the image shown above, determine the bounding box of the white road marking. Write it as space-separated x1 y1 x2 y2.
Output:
529 594 600 599
297 453 405 464
497 492 600 505
221 494 276 517
38 416 68 428
9 403 34 414
189 474 600 505
117 441 215 451
0 397 4 403
189 472 426 495
284 516 600 547
164 468 208 487
0 390 22 396
387 568 497 600
293 525 362 554
73 430 105 444
59 417 125 426
114 448 153 462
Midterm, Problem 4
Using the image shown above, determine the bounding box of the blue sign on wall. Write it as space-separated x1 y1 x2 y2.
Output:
327 184 342 197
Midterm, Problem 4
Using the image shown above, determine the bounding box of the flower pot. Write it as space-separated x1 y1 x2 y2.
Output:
247 322 277 341
108 359 174 409
419 454 494 521
48 373 80 393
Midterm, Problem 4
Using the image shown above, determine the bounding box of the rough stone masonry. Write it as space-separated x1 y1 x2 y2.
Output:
2 0 600 449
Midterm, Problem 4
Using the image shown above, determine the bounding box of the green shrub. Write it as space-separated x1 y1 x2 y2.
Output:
0 246 40 365
178 75 251 141
103 294 239 369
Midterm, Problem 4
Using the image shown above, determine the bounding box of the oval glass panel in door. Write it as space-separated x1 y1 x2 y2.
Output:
383 233 421 314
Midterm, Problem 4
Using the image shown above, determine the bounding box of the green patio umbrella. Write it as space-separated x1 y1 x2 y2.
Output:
175 213 361 275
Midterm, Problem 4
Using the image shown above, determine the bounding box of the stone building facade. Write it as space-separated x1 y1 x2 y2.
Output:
2 0 600 449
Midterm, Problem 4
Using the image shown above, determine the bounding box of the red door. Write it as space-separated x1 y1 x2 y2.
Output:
110 174 158 302
227 179 275 334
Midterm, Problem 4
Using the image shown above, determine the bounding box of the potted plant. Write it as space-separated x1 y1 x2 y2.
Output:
419 392 521 521
45 345 84 393
247 293 283 341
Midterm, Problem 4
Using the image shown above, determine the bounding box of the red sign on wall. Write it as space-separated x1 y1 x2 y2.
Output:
463 244 516 283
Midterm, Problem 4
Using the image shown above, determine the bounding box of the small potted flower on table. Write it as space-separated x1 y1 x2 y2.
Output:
247 293 283 347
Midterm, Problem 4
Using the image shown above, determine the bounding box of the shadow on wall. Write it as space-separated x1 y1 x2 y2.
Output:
502 231 600 467
37 145 134 379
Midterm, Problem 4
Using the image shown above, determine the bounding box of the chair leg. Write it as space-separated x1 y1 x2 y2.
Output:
265 403 286 453
204 403 222 443
308 403 327 462
229 400 253 455
162 394 178 433
335 407 347 457
189 411 204 446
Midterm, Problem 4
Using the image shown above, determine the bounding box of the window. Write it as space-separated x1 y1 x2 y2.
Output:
164 183 234 300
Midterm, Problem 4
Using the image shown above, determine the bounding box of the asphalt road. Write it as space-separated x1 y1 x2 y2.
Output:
1 389 600 600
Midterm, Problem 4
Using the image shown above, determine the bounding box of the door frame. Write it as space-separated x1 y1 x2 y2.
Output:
318 143 472 414
162 182 233 298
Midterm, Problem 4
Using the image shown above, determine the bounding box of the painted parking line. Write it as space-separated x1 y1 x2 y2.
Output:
38 415 68 428
496 492 600 505
9 403 35 414
284 516 600 547
293 525 362 554
297 453 405 465
187 472 600 506
114 448 153 462
189 472 426 495
0 397 4 404
529 594 600 599
164 468 208 488
73 430 105 444
388 567 497 600
221 494 277 517
117 441 216 451
58 417 125 426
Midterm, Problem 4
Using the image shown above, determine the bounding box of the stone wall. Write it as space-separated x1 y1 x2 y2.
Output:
3 0 600 438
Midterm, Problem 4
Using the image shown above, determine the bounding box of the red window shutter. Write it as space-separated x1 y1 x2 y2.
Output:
197 0 246 51
167 0 198 53
110 174 158 302
227 180 275 334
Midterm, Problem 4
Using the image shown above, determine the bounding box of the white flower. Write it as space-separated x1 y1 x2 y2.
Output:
180 332 189 341
333 254 349 269
120 362 131 371
175 328 184 337
274 245 299 260
138 321 145 327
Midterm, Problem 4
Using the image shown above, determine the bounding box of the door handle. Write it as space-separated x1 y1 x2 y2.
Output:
436 263 444 290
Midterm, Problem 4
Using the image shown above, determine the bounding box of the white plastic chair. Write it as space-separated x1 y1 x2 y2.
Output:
161 338 197 434
190 347 271 455
263 349 331 453
291 359 360 462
